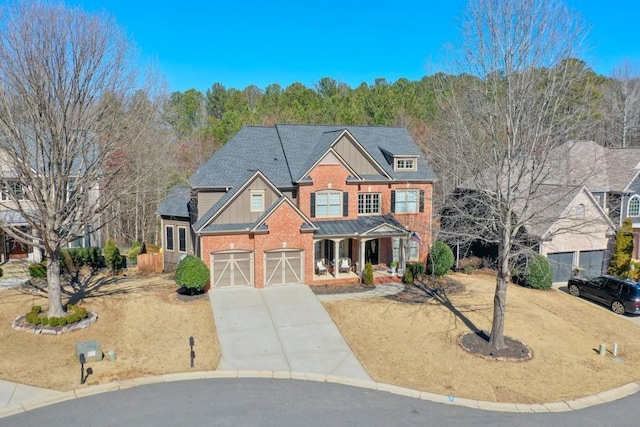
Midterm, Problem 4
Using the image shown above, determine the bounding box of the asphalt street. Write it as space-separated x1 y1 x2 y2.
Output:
1 378 637 427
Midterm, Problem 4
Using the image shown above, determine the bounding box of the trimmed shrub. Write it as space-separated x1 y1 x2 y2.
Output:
363 262 374 285
40 317 49 326
48 317 60 327
31 305 42 314
463 265 475 275
609 218 634 278
105 239 124 273
426 241 455 277
175 255 210 293
0 267 3 278
28 262 47 278
403 265 414 284
128 241 141 264
521 254 553 290
407 262 425 279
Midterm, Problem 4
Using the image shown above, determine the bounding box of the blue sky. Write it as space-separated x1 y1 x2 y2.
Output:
66 0 640 93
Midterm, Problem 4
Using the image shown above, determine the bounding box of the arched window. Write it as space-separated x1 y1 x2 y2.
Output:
628 197 640 217
576 204 585 219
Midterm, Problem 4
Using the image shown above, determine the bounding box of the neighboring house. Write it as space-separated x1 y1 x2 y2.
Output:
448 140 640 283
0 147 101 262
156 124 436 288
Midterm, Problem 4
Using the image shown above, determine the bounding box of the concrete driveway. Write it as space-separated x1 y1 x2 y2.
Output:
209 285 371 381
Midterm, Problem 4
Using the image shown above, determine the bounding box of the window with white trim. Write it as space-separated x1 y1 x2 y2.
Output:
316 191 342 217
1 180 23 201
178 227 187 252
395 190 419 213
358 193 380 214
392 237 419 262
165 225 174 251
394 157 417 171
629 197 640 217
250 190 265 213
576 204 585 219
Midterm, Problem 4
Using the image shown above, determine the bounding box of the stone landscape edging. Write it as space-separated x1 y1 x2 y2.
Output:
2 370 639 419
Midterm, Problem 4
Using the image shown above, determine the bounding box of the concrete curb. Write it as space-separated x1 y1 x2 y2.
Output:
1 371 639 419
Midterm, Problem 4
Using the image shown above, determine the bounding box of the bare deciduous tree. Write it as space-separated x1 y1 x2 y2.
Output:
431 0 592 349
603 61 640 147
0 1 159 317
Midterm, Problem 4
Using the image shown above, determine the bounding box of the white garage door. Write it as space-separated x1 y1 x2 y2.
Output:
547 252 574 283
264 250 304 286
211 251 253 288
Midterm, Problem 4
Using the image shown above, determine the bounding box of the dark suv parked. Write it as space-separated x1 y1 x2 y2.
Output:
567 275 640 314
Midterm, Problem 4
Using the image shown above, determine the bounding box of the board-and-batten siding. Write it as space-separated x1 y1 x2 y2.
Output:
212 176 279 225
198 191 224 218
333 135 384 177
162 218 193 271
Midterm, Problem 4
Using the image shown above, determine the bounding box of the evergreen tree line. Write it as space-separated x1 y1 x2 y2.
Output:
163 58 640 176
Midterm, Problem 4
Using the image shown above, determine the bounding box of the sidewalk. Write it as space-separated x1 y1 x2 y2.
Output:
209 285 371 381
0 380 63 410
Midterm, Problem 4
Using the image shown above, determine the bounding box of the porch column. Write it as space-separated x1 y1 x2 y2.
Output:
333 239 340 277
399 237 406 274
359 239 366 278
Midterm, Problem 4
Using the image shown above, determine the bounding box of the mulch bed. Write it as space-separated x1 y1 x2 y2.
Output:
386 277 465 303
311 283 375 295
459 331 532 362
175 287 210 302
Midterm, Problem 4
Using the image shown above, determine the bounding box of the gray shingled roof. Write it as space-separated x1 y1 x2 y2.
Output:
155 186 190 218
188 126 291 188
187 124 436 190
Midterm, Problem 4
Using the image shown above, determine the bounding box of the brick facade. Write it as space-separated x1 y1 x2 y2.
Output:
200 201 313 288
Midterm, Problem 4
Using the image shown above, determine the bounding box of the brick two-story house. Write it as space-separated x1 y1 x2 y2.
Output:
156 124 436 288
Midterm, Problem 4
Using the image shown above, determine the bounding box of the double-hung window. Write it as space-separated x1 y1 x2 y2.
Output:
316 191 342 217
395 190 419 213
358 193 380 215
165 226 174 251
178 227 187 252
2 180 23 201
393 237 419 262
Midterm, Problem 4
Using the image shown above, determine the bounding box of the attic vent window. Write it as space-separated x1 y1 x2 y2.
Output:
394 157 417 171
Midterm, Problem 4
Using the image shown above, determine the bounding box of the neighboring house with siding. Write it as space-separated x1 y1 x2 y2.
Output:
449 140 640 283
0 146 101 262
156 124 436 288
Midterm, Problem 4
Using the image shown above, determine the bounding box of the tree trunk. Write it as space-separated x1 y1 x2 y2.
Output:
47 248 65 317
489 274 508 349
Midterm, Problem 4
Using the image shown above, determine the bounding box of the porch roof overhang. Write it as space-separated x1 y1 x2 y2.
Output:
313 214 408 239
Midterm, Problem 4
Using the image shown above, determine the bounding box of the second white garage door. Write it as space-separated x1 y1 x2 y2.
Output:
264 250 304 286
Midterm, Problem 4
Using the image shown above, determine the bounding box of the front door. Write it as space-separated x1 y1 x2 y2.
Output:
365 239 379 265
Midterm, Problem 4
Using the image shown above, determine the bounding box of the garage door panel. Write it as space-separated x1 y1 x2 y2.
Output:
211 252 253 288
579 250 605 279
547 252 574 283
265 250 303 286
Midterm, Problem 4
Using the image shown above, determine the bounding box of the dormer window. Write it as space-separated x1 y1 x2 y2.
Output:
394 157 417 171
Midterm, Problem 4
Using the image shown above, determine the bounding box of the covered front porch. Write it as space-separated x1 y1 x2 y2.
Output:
312 215 411 283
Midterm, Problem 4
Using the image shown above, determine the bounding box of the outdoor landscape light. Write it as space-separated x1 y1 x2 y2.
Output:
189 336 195 368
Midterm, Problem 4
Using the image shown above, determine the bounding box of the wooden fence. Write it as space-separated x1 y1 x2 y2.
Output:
137 253 163 273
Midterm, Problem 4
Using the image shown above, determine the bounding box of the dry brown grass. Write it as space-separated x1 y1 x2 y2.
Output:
324 272 640 404
0 272 220 391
